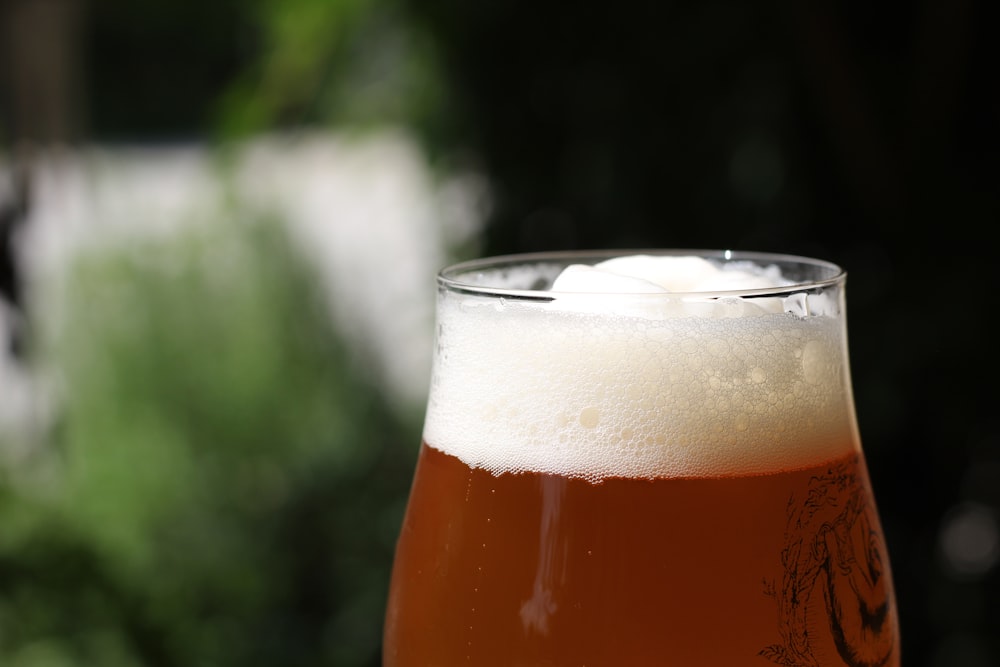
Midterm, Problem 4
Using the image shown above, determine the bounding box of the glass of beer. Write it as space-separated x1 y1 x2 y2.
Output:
384 250 899 666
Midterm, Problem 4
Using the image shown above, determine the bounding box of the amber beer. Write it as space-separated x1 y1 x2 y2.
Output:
384 251 900 667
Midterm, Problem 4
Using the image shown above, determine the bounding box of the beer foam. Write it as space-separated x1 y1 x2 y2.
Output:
551 255 791 294
423 255 857 481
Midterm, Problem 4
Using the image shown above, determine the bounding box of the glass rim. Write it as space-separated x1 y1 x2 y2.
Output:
438 249 846 300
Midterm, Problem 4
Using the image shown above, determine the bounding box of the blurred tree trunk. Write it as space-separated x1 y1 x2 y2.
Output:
1 0 84 345
1 0 85 144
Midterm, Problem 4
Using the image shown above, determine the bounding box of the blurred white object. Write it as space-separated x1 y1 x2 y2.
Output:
10 130 487 421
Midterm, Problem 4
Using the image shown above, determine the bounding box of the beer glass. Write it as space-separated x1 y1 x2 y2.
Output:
384 250 899 666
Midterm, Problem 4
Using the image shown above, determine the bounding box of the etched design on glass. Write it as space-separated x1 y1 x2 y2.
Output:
761 456 896 667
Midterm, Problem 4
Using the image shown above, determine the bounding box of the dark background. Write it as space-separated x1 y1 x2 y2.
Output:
2 0 999 664
421 3 1000 664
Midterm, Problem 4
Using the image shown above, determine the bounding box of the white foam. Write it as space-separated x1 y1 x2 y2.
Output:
423 255 857 480
552 255 791 294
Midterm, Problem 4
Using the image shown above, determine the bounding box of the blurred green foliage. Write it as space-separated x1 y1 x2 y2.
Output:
214 0 452 145
0 217 417 666
86 0 457 151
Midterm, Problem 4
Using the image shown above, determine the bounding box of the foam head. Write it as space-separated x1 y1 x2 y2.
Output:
423 251 857 481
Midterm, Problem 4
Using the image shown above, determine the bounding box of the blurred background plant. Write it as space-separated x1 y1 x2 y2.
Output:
2 216 417 666
2 0 999 665
213 0 454 148
1 0 473 665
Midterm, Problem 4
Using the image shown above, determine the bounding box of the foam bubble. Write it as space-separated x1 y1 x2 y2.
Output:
424 254 857 480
